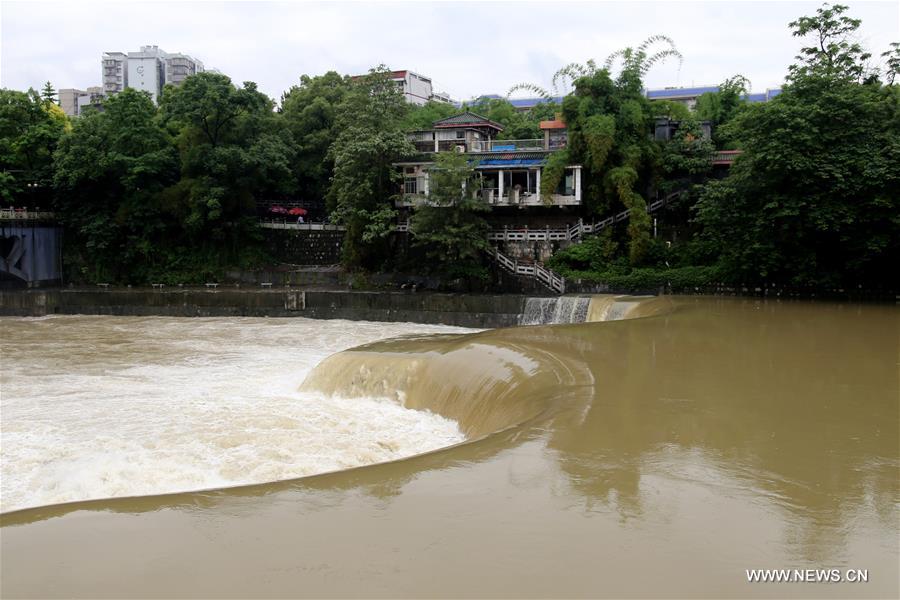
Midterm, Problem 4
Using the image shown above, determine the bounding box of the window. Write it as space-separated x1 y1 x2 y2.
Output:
404 178 418 194
456 130 465 139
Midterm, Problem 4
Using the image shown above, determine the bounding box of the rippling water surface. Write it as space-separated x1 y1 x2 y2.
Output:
1 299 897 599
0 316 473 512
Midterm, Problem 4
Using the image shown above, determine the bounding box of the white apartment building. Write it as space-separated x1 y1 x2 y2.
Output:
101 52 128 95
353 69 453 105
100 46 205 104
127 45 167 103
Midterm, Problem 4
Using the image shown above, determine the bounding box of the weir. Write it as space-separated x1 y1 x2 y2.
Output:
301 295 671 439
2 298 898 599
519 296 590 325
518 294 659 325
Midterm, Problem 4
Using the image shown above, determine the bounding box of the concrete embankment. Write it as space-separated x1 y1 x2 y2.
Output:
0 288 526 328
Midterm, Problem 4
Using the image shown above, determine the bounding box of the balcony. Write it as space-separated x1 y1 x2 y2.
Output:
473 139 544 152
396 189 579 208
481 188 580 207
411 137 548 154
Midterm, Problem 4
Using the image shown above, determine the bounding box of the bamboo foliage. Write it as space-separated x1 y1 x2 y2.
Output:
507 35 683 99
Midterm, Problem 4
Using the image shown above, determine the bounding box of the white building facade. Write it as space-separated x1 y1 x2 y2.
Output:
101 46 205 104
101 52 128 95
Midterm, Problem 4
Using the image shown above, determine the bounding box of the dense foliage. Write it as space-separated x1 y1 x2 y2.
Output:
0 89 67 203
280 72 351 214
695 5 900 288
550 4 898 291
409 152 490 280
327 67 414 270
0 3 895 293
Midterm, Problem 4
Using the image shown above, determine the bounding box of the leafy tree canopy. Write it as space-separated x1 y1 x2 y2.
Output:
694 75 751 148
327 66 414 269
695 4 899 288
281 71 352 214
409 152 490 280
402 100 459 130
0 88 67 203
53 88 179 282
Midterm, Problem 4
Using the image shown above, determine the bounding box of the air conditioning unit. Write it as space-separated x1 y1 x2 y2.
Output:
454 145 466 153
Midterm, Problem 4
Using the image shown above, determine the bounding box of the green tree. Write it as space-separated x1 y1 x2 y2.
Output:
650 99 692 120
695 4 899 288
694 75 751 148
788 3 871 83
556 66 658 263
882 42 900 85
409 152 490 280
402 100 459 130
40 81 57 104
281 71 352 214
327 66 414 269
0 88 66 204
159 72 296 261
659 116 714 193
53 88 178 282
515 36 682 264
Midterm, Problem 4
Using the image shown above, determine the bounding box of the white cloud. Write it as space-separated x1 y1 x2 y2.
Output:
1 0 897 101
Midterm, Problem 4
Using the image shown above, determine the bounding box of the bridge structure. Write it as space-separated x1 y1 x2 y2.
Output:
0 209 63 287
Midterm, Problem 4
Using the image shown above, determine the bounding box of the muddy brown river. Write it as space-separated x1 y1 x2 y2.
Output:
1 297 897 598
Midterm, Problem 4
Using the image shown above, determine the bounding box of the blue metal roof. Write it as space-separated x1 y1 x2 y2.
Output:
460 87 784 110
646 86 720 99
507 96 565 108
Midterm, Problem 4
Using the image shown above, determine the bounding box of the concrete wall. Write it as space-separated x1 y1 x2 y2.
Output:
0 289 526 328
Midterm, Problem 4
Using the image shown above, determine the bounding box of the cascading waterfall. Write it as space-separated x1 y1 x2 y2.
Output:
520 295 668 325
519 297 591 325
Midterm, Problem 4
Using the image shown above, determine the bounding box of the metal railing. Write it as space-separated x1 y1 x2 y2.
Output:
489 248 566 294
486 192 679 242
712 150 742 165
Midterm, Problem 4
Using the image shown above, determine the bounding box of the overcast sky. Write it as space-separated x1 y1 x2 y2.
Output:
1 0 898 103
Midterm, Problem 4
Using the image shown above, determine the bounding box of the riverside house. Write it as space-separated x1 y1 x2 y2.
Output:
396 112 583 209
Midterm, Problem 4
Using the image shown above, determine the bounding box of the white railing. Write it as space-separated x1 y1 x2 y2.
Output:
489 247 566 294
481 189 579 207
486 192 679 242
259 220 345 231
473 139 545 153
0 208 56 221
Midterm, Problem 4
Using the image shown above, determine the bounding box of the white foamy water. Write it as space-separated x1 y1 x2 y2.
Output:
0 315 474 512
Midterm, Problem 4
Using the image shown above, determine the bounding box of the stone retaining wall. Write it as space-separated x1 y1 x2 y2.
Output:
264 229 343 266
0 288 526 328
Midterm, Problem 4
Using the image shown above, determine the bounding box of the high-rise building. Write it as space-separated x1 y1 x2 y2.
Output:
165 53 204 87
127 45 167 103
58 88 87 117
101 52 128 95
101 46 205 104
352 69 453 105
58 86 106 117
